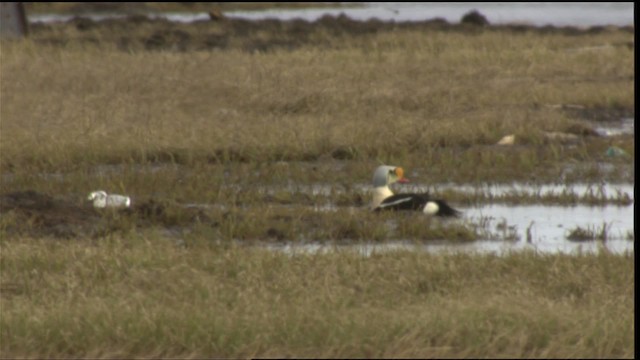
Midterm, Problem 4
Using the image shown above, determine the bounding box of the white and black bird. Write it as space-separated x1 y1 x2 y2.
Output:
370 165 461 217
87 190 131 209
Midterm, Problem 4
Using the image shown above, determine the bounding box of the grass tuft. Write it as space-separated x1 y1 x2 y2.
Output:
566 222 612 241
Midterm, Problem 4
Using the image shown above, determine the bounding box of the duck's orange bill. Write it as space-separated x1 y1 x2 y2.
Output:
395 167 410 183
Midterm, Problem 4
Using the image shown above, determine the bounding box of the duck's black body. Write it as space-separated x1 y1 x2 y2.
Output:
370 165 462 218
374 193 461 217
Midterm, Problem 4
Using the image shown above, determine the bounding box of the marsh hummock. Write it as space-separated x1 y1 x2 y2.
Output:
370 165 461 217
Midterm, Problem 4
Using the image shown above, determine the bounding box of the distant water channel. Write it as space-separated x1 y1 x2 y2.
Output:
29 2 634 27
220 2 635 27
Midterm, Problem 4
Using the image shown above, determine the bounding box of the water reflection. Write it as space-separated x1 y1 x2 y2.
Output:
223 2 633 27
593 118 635 137
259 201 634 256
398 182 635 199
262 236 631 257
467 204 632 238
28 2 634 27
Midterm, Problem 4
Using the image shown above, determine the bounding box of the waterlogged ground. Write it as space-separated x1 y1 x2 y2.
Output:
0 115 634 252
260 183 634 255
1 8 634 256
1 174 633 254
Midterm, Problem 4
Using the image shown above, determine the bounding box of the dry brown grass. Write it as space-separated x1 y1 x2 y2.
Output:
1 26 634 178
0 237 634 358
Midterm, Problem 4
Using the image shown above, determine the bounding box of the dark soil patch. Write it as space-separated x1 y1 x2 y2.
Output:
0 190 210 239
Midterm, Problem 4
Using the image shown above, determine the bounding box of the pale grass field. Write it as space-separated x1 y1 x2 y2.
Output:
0 29 634 175
0 237 634 358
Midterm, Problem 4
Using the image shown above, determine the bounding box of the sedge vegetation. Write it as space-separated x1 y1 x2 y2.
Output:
0 238 634 358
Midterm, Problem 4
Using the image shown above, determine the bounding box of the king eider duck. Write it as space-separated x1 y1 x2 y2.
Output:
371 165 461 217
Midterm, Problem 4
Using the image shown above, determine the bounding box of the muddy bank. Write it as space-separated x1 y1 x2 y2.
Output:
0 189 475 242
0 189 364 241
26 12 634 53
0 190 210 239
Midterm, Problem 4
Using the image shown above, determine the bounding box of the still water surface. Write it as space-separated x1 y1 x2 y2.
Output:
224 2 634 27
258 183 634 256
29 2 634 27
263 202 633 256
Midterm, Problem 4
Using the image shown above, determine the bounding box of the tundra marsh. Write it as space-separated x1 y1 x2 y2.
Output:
0 11 634 359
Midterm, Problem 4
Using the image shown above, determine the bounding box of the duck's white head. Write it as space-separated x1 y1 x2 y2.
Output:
371 165 409 209
372 165 409 188
87 190 108 201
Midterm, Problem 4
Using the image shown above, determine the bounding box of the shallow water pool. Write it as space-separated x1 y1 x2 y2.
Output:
262 199 634 256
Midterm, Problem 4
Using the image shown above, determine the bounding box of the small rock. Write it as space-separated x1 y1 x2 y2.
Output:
496 134 515 145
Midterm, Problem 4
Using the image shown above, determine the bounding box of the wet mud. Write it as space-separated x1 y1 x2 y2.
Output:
0 190 210 239
0 189 360 240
